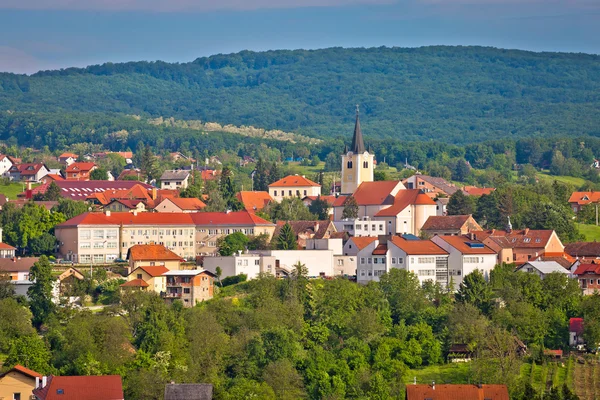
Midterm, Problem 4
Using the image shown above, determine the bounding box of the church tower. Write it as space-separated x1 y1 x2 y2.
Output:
341 106 374 194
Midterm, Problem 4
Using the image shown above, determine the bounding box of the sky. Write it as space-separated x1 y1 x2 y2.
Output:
0 0 598 74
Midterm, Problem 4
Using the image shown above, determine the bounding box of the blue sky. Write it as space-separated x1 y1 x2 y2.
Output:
0 0 598 74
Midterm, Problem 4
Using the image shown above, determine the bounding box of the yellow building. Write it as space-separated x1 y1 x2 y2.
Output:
127 244 183 274
121 265 169 293
341 107 374 195
268 175 321 203
0 364 41 400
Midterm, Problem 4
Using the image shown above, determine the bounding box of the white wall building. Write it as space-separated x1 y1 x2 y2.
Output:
268 175 321 202
334 217 387 237
516 261 571 279
387 236 450 287
203 253 277 280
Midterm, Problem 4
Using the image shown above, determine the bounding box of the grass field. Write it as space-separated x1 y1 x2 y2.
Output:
536 172 587 188
0 182 34 199
404 363 472 385
577 223 600 241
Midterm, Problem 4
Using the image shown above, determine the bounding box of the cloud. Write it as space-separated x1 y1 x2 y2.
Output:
0 0 393 12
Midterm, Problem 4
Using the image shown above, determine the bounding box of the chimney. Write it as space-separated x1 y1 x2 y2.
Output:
35 377 40 388
524 228 530 235
226 209 231 214
151 187 157 200
26 181 32 191
133 210 138 216
470 232 475 241
432 381 435 390
42 376 47 388
105 210 111 217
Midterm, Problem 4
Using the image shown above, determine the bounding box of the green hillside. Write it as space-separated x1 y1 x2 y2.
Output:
1 46 599 144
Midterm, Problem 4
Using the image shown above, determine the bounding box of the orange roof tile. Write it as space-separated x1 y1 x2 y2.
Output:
569 191 600 205
348 236 378 250
269 175 319 187
166 197 207 211
436 235 497 254
463 186 495 196
128 244 183 262
237 191 273 212
59 152 78 159
372 243 388 255
45 174 65 181
66 162 96 173
390 236 448 255
0 364 42 379
136 265 170 277
351 181 400 205
375 189 435 217
120 279 150 287
32 375 124 400
406 384 509 400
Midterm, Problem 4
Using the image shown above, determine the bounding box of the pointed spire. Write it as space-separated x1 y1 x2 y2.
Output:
351 104 366 154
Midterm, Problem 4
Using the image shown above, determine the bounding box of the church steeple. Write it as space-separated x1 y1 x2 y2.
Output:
351 104 366 154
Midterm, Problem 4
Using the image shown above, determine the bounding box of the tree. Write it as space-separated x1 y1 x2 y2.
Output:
44 181 61 201
455 270 493 315
217 232 249 256
29 232 56 255
324 152 339 172
452 159 471 181
276 223 297 250
0 269 15 299
90 167 109 180
265 197 316 222
308 196 331 220
28 256 55 328
447 190 475 215
0 298 36 353
379 269 429 324
52 198 89 220
5 334 53 374
215 267 223 287
254 157 270 191
342 196 359 219
374 170 387 181
248 233 270 250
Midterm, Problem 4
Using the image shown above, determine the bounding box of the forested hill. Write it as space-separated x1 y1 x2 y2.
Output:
1 46 600 144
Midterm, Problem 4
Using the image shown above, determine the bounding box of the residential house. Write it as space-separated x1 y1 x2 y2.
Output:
568 191 600 212
333 217 388 237
435 197 449 216
160 170 191 190
402 174 461 198
420 215 482 237
164 383 213 400
386 236 450 287
35 180 153 201
32 375 124 400
565 242 600 262
58 152 78 166
0 154 14 177
570 318 584 348
162 269 215 307
343 236 379 257
121 265 169 293
332 181 437 236
268 175 321 202
9 163 49 182
0 257 39 297
65 162 97 181
0 228 16 258
105 199 148 213
170 152 196 163
127 244 183 273
272 220 337 249
306 237 356 276
516 261 571 279
40 174 65 185
251 249 335 277
431 235 497 290
237 191 273 213
406 384 509 400
203 253 277 280
199 169 220 181
52 267 85 304
473 228 564 264
154 197 206 213
87 184 169 210
573 263 600 295
0 365 42 400
463 186 495 196
117 168 144 181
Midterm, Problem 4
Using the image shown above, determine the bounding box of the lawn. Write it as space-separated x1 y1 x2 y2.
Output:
0 181 37 199
577 223 600 241
536 172 586 188
404 363 472 385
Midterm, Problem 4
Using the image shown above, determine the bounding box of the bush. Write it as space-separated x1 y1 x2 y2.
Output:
222 274 247 287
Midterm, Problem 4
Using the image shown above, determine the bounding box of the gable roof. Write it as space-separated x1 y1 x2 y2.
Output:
574 263 600 276
347 236 378 250
406 384 509 400
0 364 42 379
570 318 584 335
565 242 600 257
435 235 496 254
473 229 557 249
128 245 183 262
120 279 150 288
269 175 319 188
349 181 402 206
158 197 206 211
390 236 449 255
12 163 46 176
0 257 39 273
237 191 273 212
66 162 96 173
405 174 460 196
32 375 124 400
372 243 388 255
160 170 191 181
303 195 337 206
59 152 78 159
569 191 600 205
421 215 481 231
463 186 495 196
135 265 170 277
518 261 570 274
164 383 213 400
53 180 153 200
375 190 436 217
273 220 335 240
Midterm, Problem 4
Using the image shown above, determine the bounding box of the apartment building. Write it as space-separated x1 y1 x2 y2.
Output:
268 175 321 202
203 253 277 280
387 236 450 287
163 270 215 307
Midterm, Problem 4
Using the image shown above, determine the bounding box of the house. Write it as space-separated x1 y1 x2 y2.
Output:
58 152 78 166
117 168 144 181
463 186 495 196
406 384 509 400
543 349 563 359
420 215 482 237
332 182 437 236
435 197 449 216
162 269 215 306
33 180 154 201
199 169 220 181
203 253 277 280
0 257 39 298
272 220 337 249
565 242 600 262
160 170 191 190
343 236 379 257
121 265 169 293
268 175 321 202
473 228 564 264
32 375 124 400
170 152 196 163
236 191 273 213
87 184 167 209
516 261 571 279
568 191 600 212
105 199 148 213
0 154 14 177
52 267 85 304
570 317 584 348
306 237 356 276
431 235 497 290
333 217 388 237
154 197 206 213
40 174 65 185
0 365 42 400
65 162 97 181
402 174 461 198
164 383 213 400
127 244 183 273
9 163 50 182
448 344 474 363
0 228 16 258
250 249 335 277
340 108 375 194
385 236 450 287
573 263 600 295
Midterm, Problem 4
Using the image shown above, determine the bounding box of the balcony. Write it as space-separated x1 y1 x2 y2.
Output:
162 291 182 298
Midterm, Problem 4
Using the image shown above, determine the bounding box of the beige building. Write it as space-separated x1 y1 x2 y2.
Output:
341 108 374 194
160 170 191 190
127 244 183 272
268 175 321 202
0 365 41 400
122 265 169 293
203 253 277 280
154 197 206 213
163 269 215 307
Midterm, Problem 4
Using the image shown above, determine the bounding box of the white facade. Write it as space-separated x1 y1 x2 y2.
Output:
356 246 390 284
253 249 335 277
387 241 450 287
203 254 276 280
0 156 13 177
268 184 321 203
334 218 387 237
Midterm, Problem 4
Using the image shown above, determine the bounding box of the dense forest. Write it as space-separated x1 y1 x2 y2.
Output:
1 46 599 144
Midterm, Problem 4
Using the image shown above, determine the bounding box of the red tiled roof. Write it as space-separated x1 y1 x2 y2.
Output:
120 279 150 288
53 181 153 200
32 375 124 400
569 191 600 206
332 195 349 207
0 364 42 379
137 265 170 277
574 263 600 276
544 349 563 357
463 186 495 196
565 242 600 257
66 162 96 173
165 197 207 211
473 229 556 249
372 243 388 255
273 220 334 240
348 236 378 250
0 257 40 273
435 235 496 254
269 175 319 187
375 189 435 217
200 169 220 180
570 318 584 335
13 163 45 176
128 244 183 261
115 151 133 159
303 195 337 206
237 191 273 212
351 181 400 206
0 242 16 250
421 215 480 231
45 174 65 181
406 384 509 400
390 236 448 255
59 152 78 159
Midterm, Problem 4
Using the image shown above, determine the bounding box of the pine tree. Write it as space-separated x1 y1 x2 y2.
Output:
44 182 61 201
270 161 281 184
276 223 297 250
254 157 269 191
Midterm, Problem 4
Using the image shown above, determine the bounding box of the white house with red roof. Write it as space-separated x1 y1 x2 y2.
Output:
65 162 97 181
9 163 49 182
58 152 78 166
0 154 14 177
268 175 321 202
387 236 450 287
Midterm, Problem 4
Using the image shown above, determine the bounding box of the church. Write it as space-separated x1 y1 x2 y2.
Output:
332 107 437 236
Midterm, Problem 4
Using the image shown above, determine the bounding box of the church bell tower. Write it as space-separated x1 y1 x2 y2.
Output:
341 106 374 194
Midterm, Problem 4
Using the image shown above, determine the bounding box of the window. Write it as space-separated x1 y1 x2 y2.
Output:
418 270 435 276
372 224 376 230
93 242 105 249
80 242 91 249
255 259 260 265
106 229 118 239
367 257 372 264
360 257 365 264
418 257 435 263
374 258 379 264
591 279 595 285
80 254 91 263
288 190 292 196
80 230 91 240
347 161 353 168
464 256 479 263
274 190 277 196
391 257 396 264
304 190 307 196
523 238 531 243
379 224 383 231
92 230 104 239
360 270 365 276
166 229 171 235
398 258 403 264
243 259 248 266
237 259 242 266
184 288 191 294
137 274 142 279
363 161 368 168
93 254 104 263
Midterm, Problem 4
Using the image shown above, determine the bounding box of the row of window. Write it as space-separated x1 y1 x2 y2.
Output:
80 242 118 249
79 254 118 263
200 228 255 235
236 259 261 266
123 228 194 237
359 257 438 265
359 269 386 277
121 241 193 248
464 256 485 263
346 161 369 168
80 229 118 240
272 189 308 197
